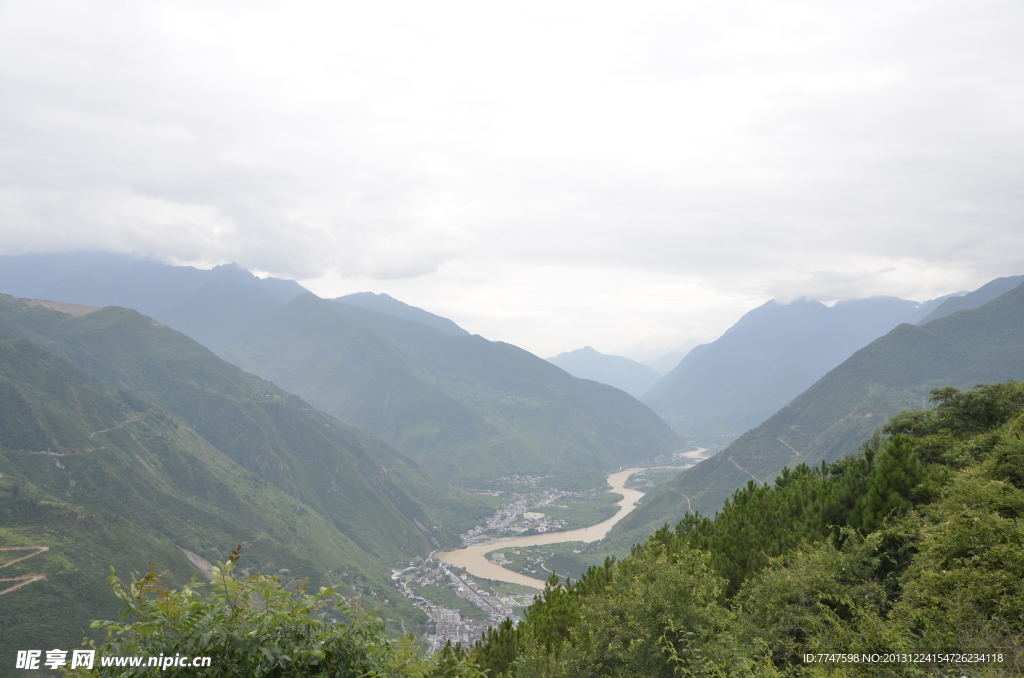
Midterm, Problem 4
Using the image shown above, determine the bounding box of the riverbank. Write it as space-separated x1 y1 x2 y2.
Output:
435 454 706 588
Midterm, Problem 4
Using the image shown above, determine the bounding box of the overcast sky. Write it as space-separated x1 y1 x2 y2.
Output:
2 1 1023 359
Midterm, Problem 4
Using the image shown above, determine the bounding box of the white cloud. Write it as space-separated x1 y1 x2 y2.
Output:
1 0 1023 356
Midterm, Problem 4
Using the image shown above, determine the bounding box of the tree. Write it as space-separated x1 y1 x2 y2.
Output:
851 435 923 532
71 547 482 677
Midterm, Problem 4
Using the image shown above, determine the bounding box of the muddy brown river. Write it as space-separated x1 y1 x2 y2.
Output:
435 451 706 588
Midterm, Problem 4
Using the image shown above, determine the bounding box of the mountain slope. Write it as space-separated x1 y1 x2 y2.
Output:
642 296 943 441
606 280 1024 550
0 334 398 659
0 253 308 353
547 346 661 398
0 295 485 560
221 294 682 487
334 292 469 336
916 274 1024 324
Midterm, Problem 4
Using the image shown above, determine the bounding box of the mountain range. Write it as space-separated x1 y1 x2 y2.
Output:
641 296 950 442
221 295 682 487
605 277 1024 550
0 253 683 488
5 250 1022 659
546 346 661 398
0 294 489 657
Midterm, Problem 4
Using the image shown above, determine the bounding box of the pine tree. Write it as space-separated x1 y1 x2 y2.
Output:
851 435 923 532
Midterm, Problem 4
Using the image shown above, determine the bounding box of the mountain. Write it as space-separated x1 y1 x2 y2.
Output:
334 292 469 336
642 296 945 442
0 295 485 556
473 383 1024 676
916 274 1024 324
0 251 140 298
641 350 690 376
0 333 375 658
605 279 1024 550
220 294 683 487
0 253 681 488
0 296 489 656
0 252 308 352
547 346 661 398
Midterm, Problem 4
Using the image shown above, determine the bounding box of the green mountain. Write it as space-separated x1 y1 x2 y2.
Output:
547 346 661 398
916 273 1024 324
0 296 488 659
642 296 945 443
0 334 376 660
221 294 682 487
606 280 1024 550
0 253 680 489
472 383 1024 676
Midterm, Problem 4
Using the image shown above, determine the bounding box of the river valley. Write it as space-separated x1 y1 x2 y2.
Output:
435 449 709 588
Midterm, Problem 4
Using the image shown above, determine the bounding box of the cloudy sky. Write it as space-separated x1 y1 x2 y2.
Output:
2 1 1023 358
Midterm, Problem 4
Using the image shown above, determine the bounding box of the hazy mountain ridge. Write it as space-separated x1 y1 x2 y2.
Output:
0 253 681 490
605 279 1024 550
641 295 946 441
221 294 683 487
547 346 661 398
916 274 1024 324
0 253 308 353
334 292 469 336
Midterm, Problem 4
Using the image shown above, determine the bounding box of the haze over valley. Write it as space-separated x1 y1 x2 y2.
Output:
3 2 1024 674
3 252 1024 669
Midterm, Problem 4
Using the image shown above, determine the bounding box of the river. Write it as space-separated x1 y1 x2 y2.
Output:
434 450 707 589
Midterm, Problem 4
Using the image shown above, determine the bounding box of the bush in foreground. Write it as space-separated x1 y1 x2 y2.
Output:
70 546 481 677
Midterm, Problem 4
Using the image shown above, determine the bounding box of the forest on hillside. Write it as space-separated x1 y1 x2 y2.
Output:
471 382 1024 677
18 382 1023 676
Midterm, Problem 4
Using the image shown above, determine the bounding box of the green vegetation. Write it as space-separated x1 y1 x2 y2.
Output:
610 280 1024 548
0 298 485 657
644 296 936 439
471 383 1024 676
0 333 410 657
409 583 489 622
219 294 682 487
0 296 489 557
534 492 620 530
489 544 592 582
70 547 482 677
486 582 540 599
622 466 682 491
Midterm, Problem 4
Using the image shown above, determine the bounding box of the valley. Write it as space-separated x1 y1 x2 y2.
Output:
392 450 709 650
2 254 1023 674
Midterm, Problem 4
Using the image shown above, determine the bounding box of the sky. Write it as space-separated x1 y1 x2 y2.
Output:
2 1 1023 359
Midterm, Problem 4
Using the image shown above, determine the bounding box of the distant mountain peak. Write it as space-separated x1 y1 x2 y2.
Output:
547 346 660 398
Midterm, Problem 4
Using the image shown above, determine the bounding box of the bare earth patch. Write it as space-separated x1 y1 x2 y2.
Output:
21 298 103 317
